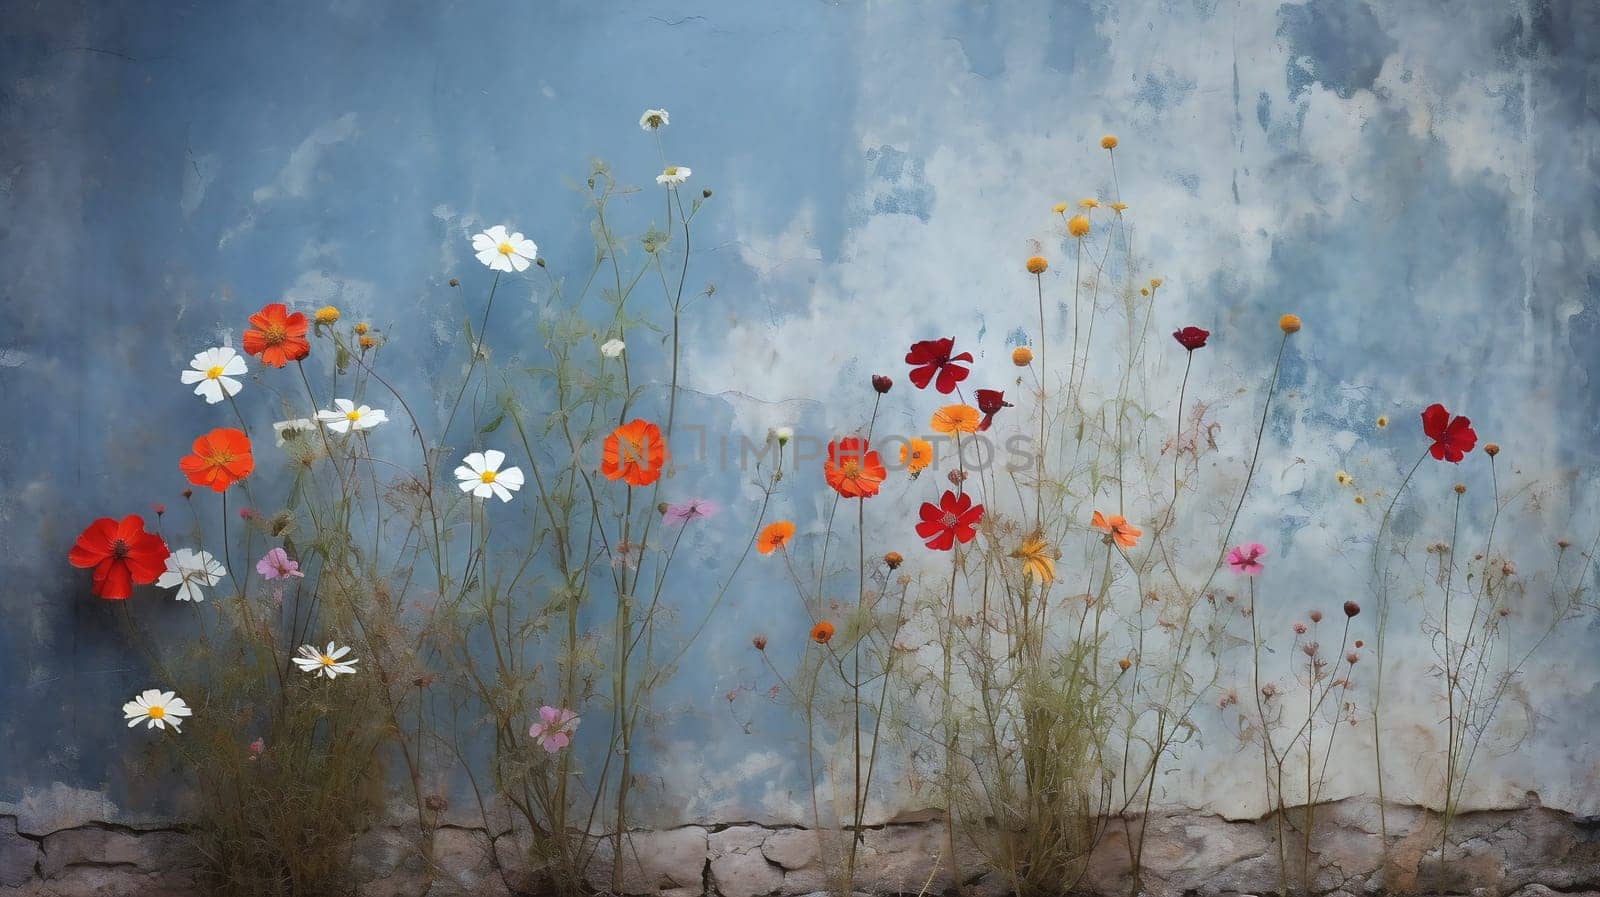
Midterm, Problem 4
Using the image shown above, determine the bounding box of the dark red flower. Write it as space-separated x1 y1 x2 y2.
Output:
68 515 170 600
916 489 984 551
975 389 1012 432
871 374 893 394
905 337 974 394
1421 403 1477 463
1173 326 1210 351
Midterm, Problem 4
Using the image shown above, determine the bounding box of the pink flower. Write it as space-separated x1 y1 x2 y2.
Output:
529 705 580 753
663 499 720 525
256 547 304 580
248 737 265 760
1225 543 1267 576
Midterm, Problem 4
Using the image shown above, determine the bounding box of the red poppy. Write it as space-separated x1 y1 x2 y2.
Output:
68 515 170 600
1173 326 1210 351
916 489 984 551
905 337 974 394
824 437 886 499
1421 403 1477 463
601 419 668 486
180 428 255 492
975 389 1012 432
242 303 311 368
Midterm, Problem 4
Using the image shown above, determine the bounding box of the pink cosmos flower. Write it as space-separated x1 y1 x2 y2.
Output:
256 547 303 580
1225 543 1267 576
663 499 720 525
529 706 580 753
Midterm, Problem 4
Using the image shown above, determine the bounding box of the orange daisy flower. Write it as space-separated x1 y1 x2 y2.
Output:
823 437 886 499
241 303 310 368
900 437 934 475
600 419 667 487
810 620 835 644
757 520 795 555
179 428 255 492
929 404 981 435
1090 510 1141 548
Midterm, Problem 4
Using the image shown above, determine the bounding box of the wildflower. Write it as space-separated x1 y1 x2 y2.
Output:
772 427 793 446
1149 277 1164 289
825 437 886 498
1310 610 1323 623
273 418 317 447
917 490 984 551
639 108 669 130
1012 346 1033 366
313 306 340 325
1302 642 1319 657
752 634 768 651
317 399 388 434
1110 201 1128 213
947 469 967 486
1454 483 1467 494
293 642 359 679
905 337 974 394
1172 326 1210 351
975 389 1012 432
757 521 795 555
68 515 170 600
353 322 370 335
930 404 981 435
1335 470 1353 487
122 689 191 732
179 347 248 405
529 706 580 752
1079 198 1099 209
256 547 304 580
656 165 692 186
242 303 310 368
1376 415 1388 428
1354 494 1366 505
1347 652 1359 664
1293 622 1307 635
472 225 538 273
358 334 379 350
179 428 254 492
1090 510 1141 549
600 419 668 487
900 438 934 475
1067 215 1090 238
1051 202 1067 214
1278 314 1301 334
155 549 225 602
1225 543 1267 576
1344 600 1360 617
1262 683 1278 699
455 450 526 502
1026 256 1048 274
1117 657 1132 671
1484 442 1500 457
871 374 893 394
884 551 903 570
1100 134 1118 150
663 499 720 525
1422 403 1477 463
248 738 264 759
1011 535 1058 583
809 621 835 645
601 338 626 358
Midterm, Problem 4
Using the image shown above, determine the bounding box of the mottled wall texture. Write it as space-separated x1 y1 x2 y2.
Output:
2 0 1598 840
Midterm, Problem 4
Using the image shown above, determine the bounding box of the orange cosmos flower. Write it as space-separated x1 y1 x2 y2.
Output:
241 303 310 368
810 621 835 644
757 521 795 555
179 428 255 492
600 419 667 487
930 404 981 435
824 437 886 498
1090 510 1141 548
900 438 934 475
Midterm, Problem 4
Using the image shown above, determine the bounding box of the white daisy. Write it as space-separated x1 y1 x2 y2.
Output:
293 642 359 679
178 347 247 404
123 689 193 732
600 339 626 358
655 165 691 187
273 418 318 447
454 449 525 503
471 225 537 273
155 548 225 602
639 108 669 131
317 399 388 434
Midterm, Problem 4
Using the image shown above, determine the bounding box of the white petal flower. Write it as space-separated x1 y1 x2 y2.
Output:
771 426 794 445
317 399 387 434
655 165 691 187
155 548 225 602
639 108 669 131
600 339 626 358
471 225 537 273
293 642 359 679
273 418 318 447
122 689 192 732
454 449 525 503
178 347 247 404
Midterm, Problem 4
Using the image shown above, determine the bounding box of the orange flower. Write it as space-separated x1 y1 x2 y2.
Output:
757 521 795 555
810 621 835 644
241 303 310 368
600 419 667 487
930 404 980 435
824 437 886 499
179 428 255 492
1090 510 1141 548
1026 256 1048 275
900 438 934 475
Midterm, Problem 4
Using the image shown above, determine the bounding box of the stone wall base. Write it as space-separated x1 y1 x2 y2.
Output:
2 801 1597 896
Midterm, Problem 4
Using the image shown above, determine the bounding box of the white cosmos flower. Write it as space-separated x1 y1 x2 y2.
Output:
155 549 225 602
179 347 247 404
317 399 387 434
639 108 669 130
471 225 537 273
455 449 525 502
123 689 192 732
273 418 318 447
600 339 626 358
655 165 691 187
293 642 359 679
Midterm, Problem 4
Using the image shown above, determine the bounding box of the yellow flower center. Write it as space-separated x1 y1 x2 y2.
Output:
345 410 361 421
480 470 497 484
497 241 514 256
319 654 336 667
664 166 678 176
147 705 165 719
841 459 860 478
205 365 224 380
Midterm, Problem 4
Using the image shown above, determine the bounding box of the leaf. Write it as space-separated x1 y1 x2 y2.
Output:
480 411 505 434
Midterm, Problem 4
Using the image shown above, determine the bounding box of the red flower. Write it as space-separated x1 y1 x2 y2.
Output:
242 303 310 368
1173 326 1210 351
916 489 984 551
68 515 170 600
180 428 255 492
975 389 1012 432
871 374 893 394
1421 403 1477 463
905 337 973 394
824 437 886 499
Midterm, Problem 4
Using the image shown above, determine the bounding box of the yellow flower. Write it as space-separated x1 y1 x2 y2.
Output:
1026 255 1048 275
1484 443 1500 457
1052 202 1067 214
1100 134 1118 150
358 334 378 350
1335 470 1353 487
930 405 981 435
353 322 370 335
1110 201 1128 213
1149 277 1163 289
1279 313 1301 334
1067 215 1090 238
1354 494 1366 505
1376 415 1389 429
314 306 340 325
900 438 934 474
1010 534 1058 583
1011 346 1033 366
1079 198 1099 209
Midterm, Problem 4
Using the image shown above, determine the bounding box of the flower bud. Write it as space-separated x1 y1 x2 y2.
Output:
1310 610 1323 623
752 634 768 651
1484 443 1500 457
1344 600 1360 617
1026 256 1048 275
1117 657 1132 671
884 551 903 570
1012 346 1033 366
872 374 893 394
